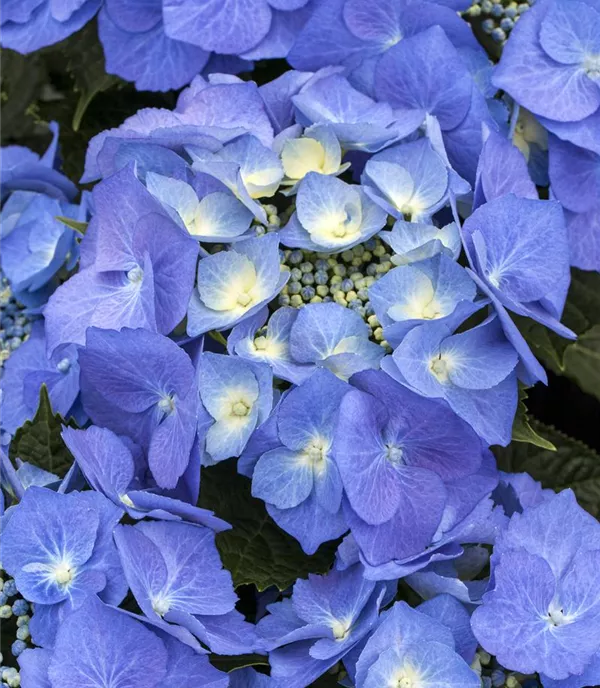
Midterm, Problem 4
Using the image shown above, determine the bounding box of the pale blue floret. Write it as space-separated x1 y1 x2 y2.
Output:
275 124 350 192
197 352 273 464
362 138 450 221
368 254 479 348
187 233 289 337
381 219 462 266
279 172 387 253
145 172 254 242
228 306 313 384
189 134 284 223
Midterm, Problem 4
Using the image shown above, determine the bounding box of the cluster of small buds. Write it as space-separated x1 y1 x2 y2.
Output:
0 273 32 368
471 649 541 688
278 238 394 350
0 571 32 684
464 0 536 43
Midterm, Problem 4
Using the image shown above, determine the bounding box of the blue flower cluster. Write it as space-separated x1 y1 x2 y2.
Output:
1 0 600 687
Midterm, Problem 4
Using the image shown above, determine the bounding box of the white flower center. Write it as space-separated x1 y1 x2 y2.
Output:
127 266 144 283
385 444 404 465
158 394 176 415
53 561 74 586
331 617 352 641
429 357 450 383
231 400 251 417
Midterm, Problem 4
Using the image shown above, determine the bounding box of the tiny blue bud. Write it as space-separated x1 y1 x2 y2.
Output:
11 600 28 617
2 581 16 598
11 639 27 658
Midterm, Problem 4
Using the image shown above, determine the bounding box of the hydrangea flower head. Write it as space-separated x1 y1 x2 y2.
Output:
472 490 600 684
381 219 461 266
187 233 288 336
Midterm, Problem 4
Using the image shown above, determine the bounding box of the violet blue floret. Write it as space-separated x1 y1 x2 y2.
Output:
78 327 198 490
1 487 127 647
251 368 350 554
472 490 600 685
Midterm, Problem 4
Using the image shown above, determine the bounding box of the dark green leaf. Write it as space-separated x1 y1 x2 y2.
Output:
209 654 269 672
496 422 600 518
9 385 77 477
518 270 600 401
56 215 88 235
511 387 555 450
199 460 339 591
60 22 120 131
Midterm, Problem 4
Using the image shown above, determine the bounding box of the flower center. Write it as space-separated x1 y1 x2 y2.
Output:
584 54 600 80
331 617 352 641
126 266 144 283
232 400 251 417
429 357 449 383
151 595 171 617
158 394 176 415
56 357 71 374
385 444 404 465
53 561 73 586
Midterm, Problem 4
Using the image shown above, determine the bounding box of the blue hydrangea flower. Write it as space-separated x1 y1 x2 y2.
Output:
292 73 405 152
354 600 479 688
1 0 101 54
417 593 478 664
258 564 388 686
98 0 210 92
162 0 310 56
114 520 257 654
83 77 275 182
250 368 350 554
472 490 600 684
197 352 273 465
44 165 199 353
1 122 77 202
334 370 485 567
462 193 575 384
62 425 230 531
380 219 461 266
280 173 387 252
79 327 199 490
361 138 450 221
227 307 313 385
145 171 254 242
189 134 284 222
548 135 600 271
288 0 478 93
368 254 479 348
287 302 384 380
385 316 520 446
2 487 127 647
1 192 80 305
472 125 538 211
187 234 288 337
23 595 228 687
277 124 349 191
493 0 600 127
1 322 81 435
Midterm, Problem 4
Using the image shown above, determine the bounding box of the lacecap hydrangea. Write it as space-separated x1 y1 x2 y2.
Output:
1 2 600 688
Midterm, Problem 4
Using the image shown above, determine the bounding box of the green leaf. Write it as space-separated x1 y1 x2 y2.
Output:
496 422 600 518
60 21 121 131
511 387 555 450
56 215 88 235
209 654 269 672
199 460 338 591
9 385 77 477
562 325 600 401
518 270 600 401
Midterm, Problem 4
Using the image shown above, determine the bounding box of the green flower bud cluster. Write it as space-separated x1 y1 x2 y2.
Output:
0 272 32 368
0 571 33 685
278 238 394 351
471 648 541 688
464 0 536 44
